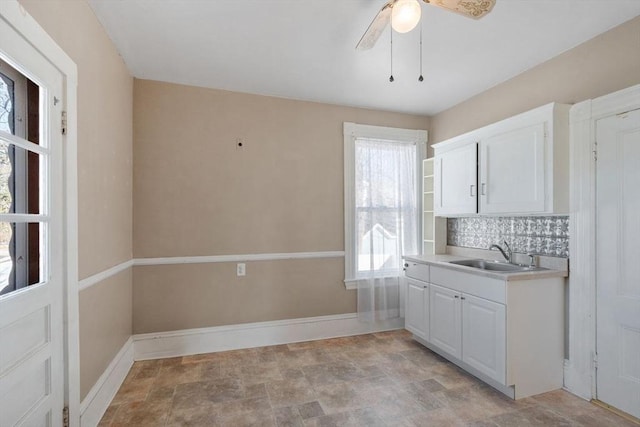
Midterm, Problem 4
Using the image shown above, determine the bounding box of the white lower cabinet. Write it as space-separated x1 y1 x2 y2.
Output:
461 293 506 385
405 278 429 340
429 284 462 359
429 284 505 384
404 260 565 400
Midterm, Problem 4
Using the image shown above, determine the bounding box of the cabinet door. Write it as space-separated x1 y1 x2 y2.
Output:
479 123 545 214
405 279 429 340
462 293 506 384
434 143 477 216
429 284 462 359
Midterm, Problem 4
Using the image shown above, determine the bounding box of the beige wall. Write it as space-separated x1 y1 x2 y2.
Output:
133 259 349 333
19 0 133 400
133 79 428 333
79 270 132 398
430 16 640 147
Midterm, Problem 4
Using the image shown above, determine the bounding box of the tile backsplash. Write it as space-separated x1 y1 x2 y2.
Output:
447 216 569 258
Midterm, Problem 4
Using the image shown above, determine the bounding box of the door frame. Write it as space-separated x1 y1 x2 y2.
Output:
566 83 640 401
0 1 80 426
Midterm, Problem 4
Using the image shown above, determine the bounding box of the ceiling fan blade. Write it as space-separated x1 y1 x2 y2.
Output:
423 0 496 19
356 2 394 50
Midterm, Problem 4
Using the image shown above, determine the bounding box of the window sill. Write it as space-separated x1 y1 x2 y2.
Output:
344 279 357 290
344 274 402 290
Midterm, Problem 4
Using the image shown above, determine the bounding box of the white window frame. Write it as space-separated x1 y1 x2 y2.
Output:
343 122 427 289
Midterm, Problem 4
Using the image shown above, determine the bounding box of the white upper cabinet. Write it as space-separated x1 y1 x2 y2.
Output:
433 103 570 216
434 141 477 216
479 123 545 213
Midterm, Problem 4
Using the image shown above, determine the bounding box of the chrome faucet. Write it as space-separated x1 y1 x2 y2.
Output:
489 240 513 263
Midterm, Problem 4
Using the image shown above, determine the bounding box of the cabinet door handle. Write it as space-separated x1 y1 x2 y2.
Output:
481 183 486 195
461 296 466 300
470 184 475 197
454 295 460 299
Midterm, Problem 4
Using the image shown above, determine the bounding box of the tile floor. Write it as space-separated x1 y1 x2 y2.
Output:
99 330 636 426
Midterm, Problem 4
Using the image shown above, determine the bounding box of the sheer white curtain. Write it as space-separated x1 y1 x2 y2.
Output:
355 138 418 322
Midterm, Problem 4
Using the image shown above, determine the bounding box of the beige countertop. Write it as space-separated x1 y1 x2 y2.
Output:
404 253 568 281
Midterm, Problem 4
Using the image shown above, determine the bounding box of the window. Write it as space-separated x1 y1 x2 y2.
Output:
343 123 426 287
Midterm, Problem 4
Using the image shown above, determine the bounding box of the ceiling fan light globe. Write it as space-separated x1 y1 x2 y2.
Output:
391 0 421 33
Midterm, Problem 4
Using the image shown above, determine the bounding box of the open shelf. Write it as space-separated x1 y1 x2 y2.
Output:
422 157 445 255
423 158 434 176
423 192 434 211
423 175 433 190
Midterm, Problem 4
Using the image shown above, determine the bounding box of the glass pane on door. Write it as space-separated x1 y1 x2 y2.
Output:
0 72 16 134
0 58 46 296
0 221 43 295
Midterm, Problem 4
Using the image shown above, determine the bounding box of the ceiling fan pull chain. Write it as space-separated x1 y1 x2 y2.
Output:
389 12 394 82
418 21 424 82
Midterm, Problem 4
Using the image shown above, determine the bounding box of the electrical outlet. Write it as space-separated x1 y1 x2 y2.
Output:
236 263 246 276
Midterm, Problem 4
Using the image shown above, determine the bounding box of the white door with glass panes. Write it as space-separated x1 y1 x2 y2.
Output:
405 278 428 340
595 108 640 420
479 123 545 214
0 16 65 427
434 142 477 215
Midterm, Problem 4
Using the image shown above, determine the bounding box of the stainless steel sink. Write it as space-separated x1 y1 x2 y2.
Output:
448 259 546 272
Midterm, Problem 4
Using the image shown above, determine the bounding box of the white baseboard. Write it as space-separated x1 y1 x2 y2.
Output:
133 313 404 360
77 314 403 425
80 337 134 427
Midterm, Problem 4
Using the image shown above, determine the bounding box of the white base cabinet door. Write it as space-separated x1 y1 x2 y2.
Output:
405 279 429 340
462 293 506 384
429 284 462 359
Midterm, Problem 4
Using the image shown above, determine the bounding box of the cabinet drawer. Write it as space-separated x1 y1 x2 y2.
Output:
405 262 429 282
430 266 505 304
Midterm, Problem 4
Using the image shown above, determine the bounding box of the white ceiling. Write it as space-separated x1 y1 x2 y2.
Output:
88 0 640 116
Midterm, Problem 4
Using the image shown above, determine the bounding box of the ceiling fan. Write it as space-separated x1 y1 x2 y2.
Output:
356 0 496 50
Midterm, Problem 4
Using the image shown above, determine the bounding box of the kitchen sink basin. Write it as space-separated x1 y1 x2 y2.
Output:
448 259 545 272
